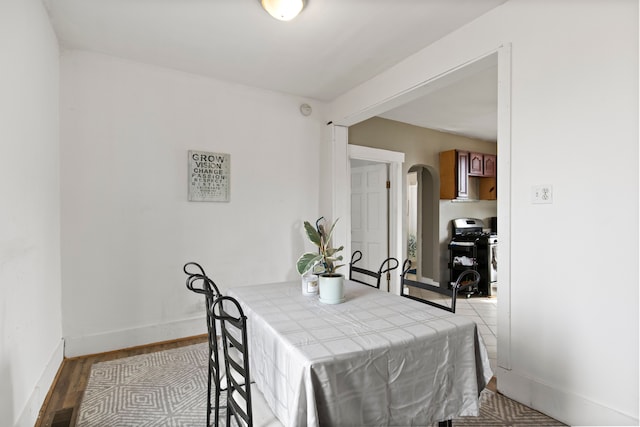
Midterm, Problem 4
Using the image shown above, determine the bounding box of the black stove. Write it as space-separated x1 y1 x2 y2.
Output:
448 218 497 297
450 218 497 243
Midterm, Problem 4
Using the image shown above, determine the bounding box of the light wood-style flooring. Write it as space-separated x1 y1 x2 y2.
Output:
35 335 208 427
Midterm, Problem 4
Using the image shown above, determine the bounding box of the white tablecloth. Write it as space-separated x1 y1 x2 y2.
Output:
228 280 492 427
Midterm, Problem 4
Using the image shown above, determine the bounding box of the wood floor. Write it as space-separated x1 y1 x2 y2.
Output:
35 334 496 427
35 335 208 427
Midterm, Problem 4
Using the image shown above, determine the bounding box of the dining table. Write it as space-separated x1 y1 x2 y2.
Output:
228 279 493 427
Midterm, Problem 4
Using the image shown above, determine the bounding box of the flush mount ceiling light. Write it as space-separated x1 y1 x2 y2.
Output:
260 0 305 21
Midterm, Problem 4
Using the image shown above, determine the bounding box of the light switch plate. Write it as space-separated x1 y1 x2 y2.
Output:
532 185 553 204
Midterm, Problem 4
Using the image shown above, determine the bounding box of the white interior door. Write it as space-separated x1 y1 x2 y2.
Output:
350 162 388 273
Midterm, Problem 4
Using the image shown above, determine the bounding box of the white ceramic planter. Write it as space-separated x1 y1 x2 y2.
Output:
318 274 345 304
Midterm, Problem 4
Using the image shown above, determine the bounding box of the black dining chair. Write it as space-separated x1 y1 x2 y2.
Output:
349 250 399 289
183 262 224 427
184 261 208 278
212 295 281 427
400 259 480 313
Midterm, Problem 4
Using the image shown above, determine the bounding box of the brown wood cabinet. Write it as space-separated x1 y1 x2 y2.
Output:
483 154 496 177
479 177 497 200
440 149 469 199
469 152 484 176
469 152 496 177
441 149 497 200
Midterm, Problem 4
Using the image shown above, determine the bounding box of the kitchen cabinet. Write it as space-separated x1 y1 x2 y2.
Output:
483 154 496 177
469 153 496 177
478 154 496 199
441 149 497 200
439 150 469 199
479 176 497 200
469 152 484 176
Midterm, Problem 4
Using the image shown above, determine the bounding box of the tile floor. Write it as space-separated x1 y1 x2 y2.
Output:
455 293 497 373
405 283 498 374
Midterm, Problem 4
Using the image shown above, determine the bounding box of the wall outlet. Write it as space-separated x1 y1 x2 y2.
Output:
532 184 553 204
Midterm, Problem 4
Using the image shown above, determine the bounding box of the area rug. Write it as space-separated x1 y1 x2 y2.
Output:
76 343 210 426
449 389 565 426
77 342 564 426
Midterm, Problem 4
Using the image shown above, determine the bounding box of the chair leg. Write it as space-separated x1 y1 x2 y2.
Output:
206 370 223 427
213 373 220 427
206 371 212 427
207 346 219 427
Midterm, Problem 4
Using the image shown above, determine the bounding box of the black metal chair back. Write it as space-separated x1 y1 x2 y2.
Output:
212 296 254 427
400 259 480 313
184 262 223 427
349 250 399 289
184 261 208 278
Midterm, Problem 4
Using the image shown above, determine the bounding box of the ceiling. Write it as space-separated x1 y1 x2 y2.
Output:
45 0 504 141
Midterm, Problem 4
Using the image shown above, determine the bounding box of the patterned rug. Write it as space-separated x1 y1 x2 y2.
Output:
76 343 209 426
77 342 564 426
449 389 566 426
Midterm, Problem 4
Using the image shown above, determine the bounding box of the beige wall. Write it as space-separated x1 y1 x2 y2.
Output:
349 117 497 285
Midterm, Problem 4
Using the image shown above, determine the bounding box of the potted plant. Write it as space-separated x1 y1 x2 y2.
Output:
296 217 345 304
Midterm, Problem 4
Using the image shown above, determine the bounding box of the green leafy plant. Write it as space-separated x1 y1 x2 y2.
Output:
407 233 417 259
296 217 344 276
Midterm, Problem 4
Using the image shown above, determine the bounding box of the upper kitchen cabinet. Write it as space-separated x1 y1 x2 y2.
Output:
440 149 469 199
483 154 496 177
469 152 496 177
440 149 497 200
469 152 484 176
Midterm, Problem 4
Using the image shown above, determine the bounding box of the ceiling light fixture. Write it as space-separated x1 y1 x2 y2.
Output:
260 0 305 21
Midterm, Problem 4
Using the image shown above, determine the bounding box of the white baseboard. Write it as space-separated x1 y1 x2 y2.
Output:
64 316 206 358
15 338 64 427
497 367 639 426
420 276 438 286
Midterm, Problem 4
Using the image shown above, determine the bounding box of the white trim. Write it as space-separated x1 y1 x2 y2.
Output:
329 125 349 257
15 339 64 427
345 144 405 295
496 43 512 372
333 50 500 128
348 144 405 164
497 367 639 426
419 276 438 286
64 317 206 357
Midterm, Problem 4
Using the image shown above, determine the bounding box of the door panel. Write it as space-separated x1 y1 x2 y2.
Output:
350 163 388 273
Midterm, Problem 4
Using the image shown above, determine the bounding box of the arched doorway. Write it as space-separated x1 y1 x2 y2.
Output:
407 165 439 284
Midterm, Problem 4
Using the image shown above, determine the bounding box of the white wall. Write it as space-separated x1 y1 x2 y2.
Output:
60 51 325 356
0 0 63 426
329 0 638 425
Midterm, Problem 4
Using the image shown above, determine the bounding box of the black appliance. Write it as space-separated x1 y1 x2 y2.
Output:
490 216 497 234
448 218 497 297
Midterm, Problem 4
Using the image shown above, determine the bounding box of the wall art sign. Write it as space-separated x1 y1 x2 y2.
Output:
188 150 230 202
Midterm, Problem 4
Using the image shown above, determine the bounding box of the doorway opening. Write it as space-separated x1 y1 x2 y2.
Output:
406 165 439 284
346 144 405 294
330 44 511 370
